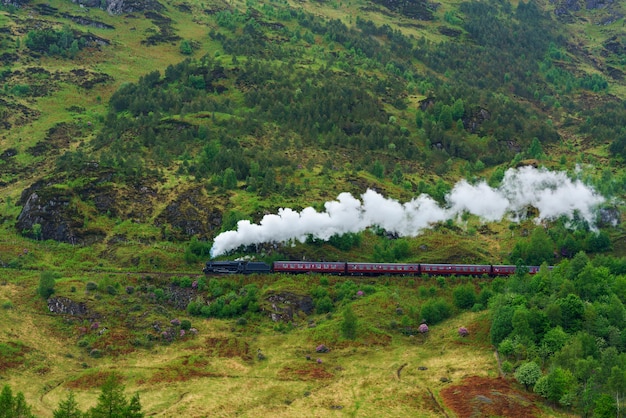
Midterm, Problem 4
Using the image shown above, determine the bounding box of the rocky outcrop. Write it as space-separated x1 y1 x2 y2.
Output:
462 107 491 134
370 0 438 20
72 0 164 14
48 296 89 316
155 187 222 240
0 0 29 7
265 292 314 322
554 0 622 23
16 184 84 244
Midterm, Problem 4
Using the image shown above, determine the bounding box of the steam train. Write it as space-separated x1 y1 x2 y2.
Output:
202 260 548 276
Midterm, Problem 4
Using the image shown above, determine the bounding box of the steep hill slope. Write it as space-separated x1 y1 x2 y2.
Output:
0 0 625 265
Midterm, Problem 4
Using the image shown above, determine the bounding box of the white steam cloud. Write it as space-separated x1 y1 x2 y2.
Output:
210 166 605 257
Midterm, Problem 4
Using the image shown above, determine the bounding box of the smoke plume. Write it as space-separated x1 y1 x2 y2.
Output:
210 166 605 257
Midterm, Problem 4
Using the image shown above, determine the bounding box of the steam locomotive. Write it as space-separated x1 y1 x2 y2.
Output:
202 260 547 276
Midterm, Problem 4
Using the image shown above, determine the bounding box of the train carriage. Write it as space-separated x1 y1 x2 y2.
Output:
347 262 421 276
491 265 516 276
420 264 491 276
273 261 347 274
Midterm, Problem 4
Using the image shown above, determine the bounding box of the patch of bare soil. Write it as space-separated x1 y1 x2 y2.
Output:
441 376 541 418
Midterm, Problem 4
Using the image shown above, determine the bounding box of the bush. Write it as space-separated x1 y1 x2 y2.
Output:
38 271 56 299
86 282 98 291
341 306 358 340
453 285 477 310
2 300 13 310
316 296 334 314
89 349 102 358
420 298 452 325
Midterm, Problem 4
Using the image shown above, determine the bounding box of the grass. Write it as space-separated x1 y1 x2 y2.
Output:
0 269 505 417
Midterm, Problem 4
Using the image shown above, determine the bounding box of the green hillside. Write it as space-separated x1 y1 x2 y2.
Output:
1 0 626 415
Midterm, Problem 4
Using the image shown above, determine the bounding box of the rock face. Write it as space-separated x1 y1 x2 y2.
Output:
155 187 223 240
553 0 622 23
48 296 89 316
370 0 438 20
72 0 164 14
16 185 85 244
265 292 314 322
0 0 29 7
16 177 223 244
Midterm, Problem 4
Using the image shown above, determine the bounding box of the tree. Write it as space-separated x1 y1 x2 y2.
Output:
0 385 34 418
608 365 626 418
527 137 545 159
515 361 542 390
179 39 193 55
38 271 56 299
54 391 83 418
534 367 574 405
89 374 143 418
341 305 358 340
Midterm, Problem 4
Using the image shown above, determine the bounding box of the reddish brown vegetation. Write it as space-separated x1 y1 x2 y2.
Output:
205 337 251 360
441 376 541 418
91 330 136 356
65 371 117 389
147 358 218 384
0 341 31 371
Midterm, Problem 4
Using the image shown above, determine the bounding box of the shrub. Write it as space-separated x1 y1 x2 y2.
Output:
341 306 358 340
453 285 477 310
86 282 98 291
106 285 117 295
420 298 452 325
501 361 513 374
316 296 334 314
89 349 102 358
2 300 13 310
458 327 469 337
514 361 541 390
418 323 429 334
38 271 56 299
181 319 192 330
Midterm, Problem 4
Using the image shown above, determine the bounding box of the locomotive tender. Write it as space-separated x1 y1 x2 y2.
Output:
203 260 546 276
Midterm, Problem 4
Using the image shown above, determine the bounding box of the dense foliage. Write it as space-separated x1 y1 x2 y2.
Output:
491 253 626 414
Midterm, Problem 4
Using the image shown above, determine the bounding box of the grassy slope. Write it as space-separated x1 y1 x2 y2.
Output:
2 272 502 417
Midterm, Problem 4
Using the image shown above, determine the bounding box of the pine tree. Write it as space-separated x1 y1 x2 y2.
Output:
89 374 142 418
341 306 358 340
53 391 83 418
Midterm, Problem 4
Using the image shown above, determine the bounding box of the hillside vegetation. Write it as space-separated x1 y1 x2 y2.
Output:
1 0 626 415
